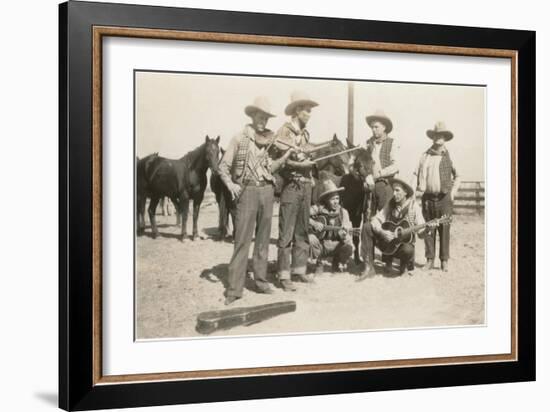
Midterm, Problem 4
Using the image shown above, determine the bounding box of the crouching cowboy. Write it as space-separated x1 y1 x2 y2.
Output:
357 178 437 280
218 97 293 305
309 180 354 275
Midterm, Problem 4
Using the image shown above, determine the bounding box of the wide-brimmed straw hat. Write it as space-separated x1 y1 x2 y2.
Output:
390 178 414 198
284 91 319 116
426 121 454 141
318 179 345 202
244 96 276 118
366 110 393 134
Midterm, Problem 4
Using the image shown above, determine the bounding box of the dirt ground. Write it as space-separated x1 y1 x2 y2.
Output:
136 196 485 339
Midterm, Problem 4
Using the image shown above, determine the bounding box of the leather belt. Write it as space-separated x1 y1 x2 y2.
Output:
242 180 271 187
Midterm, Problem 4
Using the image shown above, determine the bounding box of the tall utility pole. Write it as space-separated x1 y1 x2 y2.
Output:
347 81 354 146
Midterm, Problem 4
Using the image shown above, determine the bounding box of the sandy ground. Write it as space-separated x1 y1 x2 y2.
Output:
136 197 485 339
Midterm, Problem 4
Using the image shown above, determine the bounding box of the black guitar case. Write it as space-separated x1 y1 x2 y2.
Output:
196 301 297 335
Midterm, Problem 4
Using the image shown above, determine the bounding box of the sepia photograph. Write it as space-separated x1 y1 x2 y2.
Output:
134 70 486 339
56 2 533 410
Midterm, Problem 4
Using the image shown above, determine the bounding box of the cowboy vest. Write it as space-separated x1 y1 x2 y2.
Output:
230 127 274 183
231 134 251 183
438 151 454 194
277 122 312 181
367 137 393 169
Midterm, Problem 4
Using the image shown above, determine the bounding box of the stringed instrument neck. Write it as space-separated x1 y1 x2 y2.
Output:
397 216 451 238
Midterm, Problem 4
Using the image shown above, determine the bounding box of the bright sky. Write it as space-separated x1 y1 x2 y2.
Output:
136 71 485 181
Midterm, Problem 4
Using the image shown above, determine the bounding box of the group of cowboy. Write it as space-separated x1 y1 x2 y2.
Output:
218 92 460 305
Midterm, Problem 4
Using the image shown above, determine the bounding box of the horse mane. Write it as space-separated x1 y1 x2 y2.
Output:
181 142 208 170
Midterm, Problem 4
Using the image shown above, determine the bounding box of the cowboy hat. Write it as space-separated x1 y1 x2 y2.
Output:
318 179 345 202
284 91 319 116
390 178 414 198
244 96 276 118
426 121 454 141
365 110 393 134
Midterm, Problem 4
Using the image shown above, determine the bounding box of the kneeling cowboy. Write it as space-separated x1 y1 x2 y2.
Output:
309 180 354 275
358 178 436 280
219 97 293 305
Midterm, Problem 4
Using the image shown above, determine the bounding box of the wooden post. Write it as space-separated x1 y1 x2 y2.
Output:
347 82 354 146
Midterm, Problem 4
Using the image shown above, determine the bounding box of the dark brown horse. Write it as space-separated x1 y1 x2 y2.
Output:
209 148 237 240
312 134 351 177
137 136 221 240
339 147 375 262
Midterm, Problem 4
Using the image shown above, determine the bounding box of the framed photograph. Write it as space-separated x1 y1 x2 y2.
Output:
59 1 535 410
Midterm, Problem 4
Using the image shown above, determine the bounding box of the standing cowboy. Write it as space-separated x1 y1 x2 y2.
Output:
413 121 461 272
275 91 318 291
357 178 435 281
218 97 293 305
359 110 400 276
363 110 400 212
309 180 354 275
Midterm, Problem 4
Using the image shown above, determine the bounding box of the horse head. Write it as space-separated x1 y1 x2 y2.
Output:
352 148 374 179
315 134 350 176
204 135 221 173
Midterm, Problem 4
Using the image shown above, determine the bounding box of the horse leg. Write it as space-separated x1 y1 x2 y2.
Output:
168 196 179 227
192 194 204 241
180 198 190 241
148 196 161 239
137 194 146 236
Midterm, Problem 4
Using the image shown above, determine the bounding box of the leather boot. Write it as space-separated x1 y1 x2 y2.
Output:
422 259 434 272
356 263 376 282
280 279 297 291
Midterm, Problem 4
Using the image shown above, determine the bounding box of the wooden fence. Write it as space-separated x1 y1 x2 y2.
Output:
152 181 485 215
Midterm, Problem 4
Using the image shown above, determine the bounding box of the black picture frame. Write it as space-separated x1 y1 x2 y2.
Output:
59 1 535 410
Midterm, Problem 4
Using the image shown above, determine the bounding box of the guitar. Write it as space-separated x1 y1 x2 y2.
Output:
376 215 452 255
310 215 361 240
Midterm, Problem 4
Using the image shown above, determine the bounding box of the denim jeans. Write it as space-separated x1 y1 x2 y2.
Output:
422 192 453 261
277 181 312 279
226 184 274 298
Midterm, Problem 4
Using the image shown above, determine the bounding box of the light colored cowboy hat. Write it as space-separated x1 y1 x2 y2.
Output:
244 96 276 118
319 179 345 202
390 178 414 198
365 110 393 134
284 91 319 116
426 121 454 141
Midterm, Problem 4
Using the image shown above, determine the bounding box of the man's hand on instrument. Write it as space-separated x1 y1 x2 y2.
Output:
300 159 316 167
228 182 242 200
311 220 324 233
380 229 396 242
426 220 439 229
282 147 296 159
338 229 348 240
